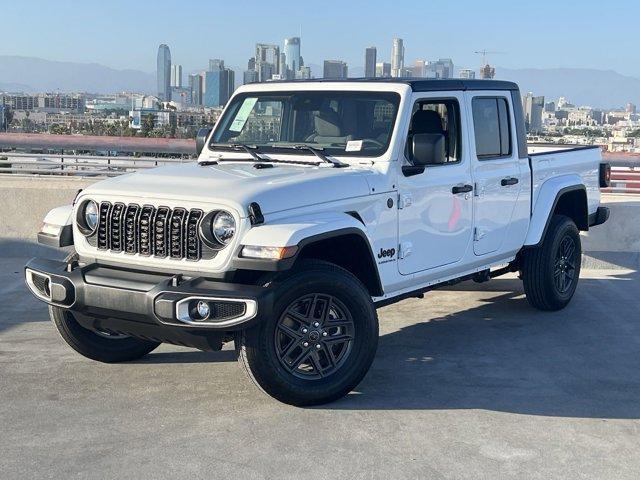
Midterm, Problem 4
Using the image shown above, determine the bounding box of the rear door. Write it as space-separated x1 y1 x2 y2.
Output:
468 93 527 256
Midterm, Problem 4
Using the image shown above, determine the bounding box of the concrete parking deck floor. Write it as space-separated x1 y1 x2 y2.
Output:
2 257 639 479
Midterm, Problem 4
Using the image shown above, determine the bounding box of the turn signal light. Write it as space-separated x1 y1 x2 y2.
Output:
240 245 298 260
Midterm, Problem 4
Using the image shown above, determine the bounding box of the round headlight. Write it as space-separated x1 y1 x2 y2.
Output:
211 211 236 245
77 199 99 235
84 201 99 231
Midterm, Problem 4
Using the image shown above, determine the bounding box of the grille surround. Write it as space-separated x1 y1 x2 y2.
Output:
94 201 206 261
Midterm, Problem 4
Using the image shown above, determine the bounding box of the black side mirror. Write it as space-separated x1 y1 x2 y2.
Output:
412 133 446 166
196 127 213 156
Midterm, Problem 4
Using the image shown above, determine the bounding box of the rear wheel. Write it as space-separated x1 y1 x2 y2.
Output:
521 214 582 311
237 261 378 406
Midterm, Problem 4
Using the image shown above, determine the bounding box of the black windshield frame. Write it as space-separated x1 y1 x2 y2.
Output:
210 90 401 158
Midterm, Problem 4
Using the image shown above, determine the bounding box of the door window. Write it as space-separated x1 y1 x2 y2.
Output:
472 97 512 159
406 99 461 164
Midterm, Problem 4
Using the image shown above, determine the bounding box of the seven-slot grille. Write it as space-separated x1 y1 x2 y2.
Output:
96 202 203 260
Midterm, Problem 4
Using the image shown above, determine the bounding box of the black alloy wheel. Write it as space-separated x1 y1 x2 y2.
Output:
554 235 578 294
237 260 379 406
274 293 355 380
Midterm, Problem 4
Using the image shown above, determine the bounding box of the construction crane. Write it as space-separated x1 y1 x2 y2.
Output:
474 50 505 66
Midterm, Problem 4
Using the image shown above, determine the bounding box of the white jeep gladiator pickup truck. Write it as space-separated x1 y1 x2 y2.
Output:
25 79 611 406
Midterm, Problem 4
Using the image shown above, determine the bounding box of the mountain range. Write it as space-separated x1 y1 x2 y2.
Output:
0 56 155 94
1 55 638 109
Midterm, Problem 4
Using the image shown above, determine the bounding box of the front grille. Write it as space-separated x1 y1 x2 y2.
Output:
96 202 204 260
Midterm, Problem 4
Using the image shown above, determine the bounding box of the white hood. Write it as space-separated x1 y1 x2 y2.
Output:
83 162 373 217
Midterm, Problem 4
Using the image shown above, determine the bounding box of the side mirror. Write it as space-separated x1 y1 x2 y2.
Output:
196 127 213 156
412 133 446 166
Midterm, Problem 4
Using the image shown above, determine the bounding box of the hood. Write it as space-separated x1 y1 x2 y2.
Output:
83 161 373 216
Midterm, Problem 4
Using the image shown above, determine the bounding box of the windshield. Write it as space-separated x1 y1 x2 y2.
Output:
211 91 400 157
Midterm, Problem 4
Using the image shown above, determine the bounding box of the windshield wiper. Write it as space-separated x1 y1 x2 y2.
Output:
207 142 264 162
282 144 347 168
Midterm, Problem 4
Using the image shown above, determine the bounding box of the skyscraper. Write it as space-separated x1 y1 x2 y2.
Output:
204 68 235 107
279 53 287 78
425 59 454 79
523 92 545 133
459 69 476 79
284 37 301 78
188 73 204 106
296 66 312 79
375 62 391 78
171 64 182 87
255 43 280 82
209 59 225 71
479 64 495 79
439 59 454 78
365 47 377 78
323 60 348 79
391 38 404 78
243 70 258 84
412 59 426 77
157 44 172 101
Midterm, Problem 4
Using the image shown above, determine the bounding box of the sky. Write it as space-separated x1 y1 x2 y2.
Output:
0 0 638 78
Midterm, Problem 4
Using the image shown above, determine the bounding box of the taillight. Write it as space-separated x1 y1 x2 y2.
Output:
599 163 611 188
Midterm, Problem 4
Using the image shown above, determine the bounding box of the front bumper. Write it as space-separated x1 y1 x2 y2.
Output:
25 258 274 349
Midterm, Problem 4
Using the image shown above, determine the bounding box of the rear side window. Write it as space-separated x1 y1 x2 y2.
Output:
472 97 512 159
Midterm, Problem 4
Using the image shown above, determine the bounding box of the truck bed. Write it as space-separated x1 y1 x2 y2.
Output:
528 144 602 218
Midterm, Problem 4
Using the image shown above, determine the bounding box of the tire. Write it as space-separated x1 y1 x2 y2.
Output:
48 251 160 363
237 260 379 406
521 214 582 311
49 306 160 362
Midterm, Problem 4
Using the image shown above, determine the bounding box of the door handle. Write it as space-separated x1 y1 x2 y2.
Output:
452 184 473 194
501 177 519 186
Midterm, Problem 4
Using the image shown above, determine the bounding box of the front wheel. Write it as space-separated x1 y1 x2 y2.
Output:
50 306 160 363
521 214 582 311
237 261 379 406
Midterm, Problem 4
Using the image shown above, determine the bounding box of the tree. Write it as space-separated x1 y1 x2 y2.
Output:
141 114 156 137
21 112 34 133
3 108 14 132
628 129 640 138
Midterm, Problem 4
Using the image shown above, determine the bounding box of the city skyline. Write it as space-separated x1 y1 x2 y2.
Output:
0 0 638 78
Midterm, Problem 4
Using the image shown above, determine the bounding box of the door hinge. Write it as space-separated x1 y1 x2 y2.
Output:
474 227 488 241
399 241 412 259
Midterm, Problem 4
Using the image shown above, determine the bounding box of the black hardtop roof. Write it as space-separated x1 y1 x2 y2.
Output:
266 77 520 92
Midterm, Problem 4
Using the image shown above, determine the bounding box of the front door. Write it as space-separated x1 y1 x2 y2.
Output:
468 94 525 256
398 94 474 275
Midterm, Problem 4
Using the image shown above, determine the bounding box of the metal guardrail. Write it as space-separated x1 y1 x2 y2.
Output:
1 154 640 195
0 153 191 177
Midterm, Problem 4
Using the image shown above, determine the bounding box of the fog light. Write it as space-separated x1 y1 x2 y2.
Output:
195 301 210 320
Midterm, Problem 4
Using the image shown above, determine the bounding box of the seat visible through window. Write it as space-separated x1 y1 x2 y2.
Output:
406 100 461 164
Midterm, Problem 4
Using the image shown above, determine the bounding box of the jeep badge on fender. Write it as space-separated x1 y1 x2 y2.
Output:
378 248 396 259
